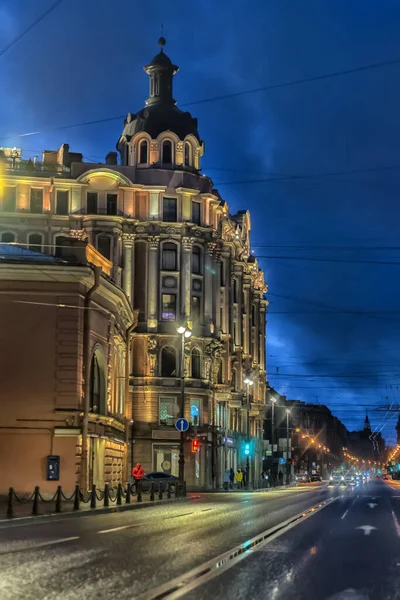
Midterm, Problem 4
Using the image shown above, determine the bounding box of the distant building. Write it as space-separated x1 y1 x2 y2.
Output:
0 240 135 494
348 415 385 463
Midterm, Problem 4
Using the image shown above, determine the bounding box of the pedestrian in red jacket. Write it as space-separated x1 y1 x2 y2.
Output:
132 462 144 483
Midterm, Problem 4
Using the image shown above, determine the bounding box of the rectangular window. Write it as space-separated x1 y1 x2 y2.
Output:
159 398 179 426
190 399 202 426
163 197 177 222
162 293 176 321
107 194 118 216
56 190 69 215
191 201 201 225
87 192 98 214
232 278 238 303
153 444 179 476
220 260 225 287
30 189 43 214
192 296 201 323
3 187 16 212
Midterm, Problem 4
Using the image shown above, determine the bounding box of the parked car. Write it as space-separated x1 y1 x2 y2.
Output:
132 472 179 493
310 473 322 482
296 473 311 483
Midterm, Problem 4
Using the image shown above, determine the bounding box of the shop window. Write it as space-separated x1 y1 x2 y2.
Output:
159 397 179 426
153 444 179 476
190 399 202 426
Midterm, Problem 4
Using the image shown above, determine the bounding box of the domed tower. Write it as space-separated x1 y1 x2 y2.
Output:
117 38 204 171
364 414 371 432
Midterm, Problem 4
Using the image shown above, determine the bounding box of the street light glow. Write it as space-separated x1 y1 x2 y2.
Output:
177 326 186 334
244 377 253 385
184 330 192 338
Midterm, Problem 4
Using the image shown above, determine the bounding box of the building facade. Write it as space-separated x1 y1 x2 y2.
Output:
0 39 268 488
0 241 135 494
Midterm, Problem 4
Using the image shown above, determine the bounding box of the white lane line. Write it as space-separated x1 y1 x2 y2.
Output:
391 509 400 538
140 496 339 600
98 523 147 534
341 509 349 520
0 536 80 555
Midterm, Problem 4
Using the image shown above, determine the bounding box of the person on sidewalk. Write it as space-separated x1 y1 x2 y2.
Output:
223 469 230 490
229 468 235 489
132 463 145 491
235 468 243 489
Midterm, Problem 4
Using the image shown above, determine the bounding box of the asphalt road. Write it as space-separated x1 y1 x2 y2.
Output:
0 483 336 599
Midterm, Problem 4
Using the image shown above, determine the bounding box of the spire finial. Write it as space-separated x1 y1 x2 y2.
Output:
158 25 166 52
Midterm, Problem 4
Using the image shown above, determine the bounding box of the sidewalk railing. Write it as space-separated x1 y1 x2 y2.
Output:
5 480 186 519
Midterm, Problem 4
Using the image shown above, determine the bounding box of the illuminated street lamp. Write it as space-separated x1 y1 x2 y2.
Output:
177 322 192 483
286 409 291 484
244 376 254 488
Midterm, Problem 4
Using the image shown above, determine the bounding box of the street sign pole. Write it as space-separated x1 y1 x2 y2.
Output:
179 331 185 483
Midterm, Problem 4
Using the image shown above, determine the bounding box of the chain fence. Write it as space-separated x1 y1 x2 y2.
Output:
4 480 186 519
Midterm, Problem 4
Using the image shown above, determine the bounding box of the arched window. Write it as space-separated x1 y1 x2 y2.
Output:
192 246 202 274
1 232 15 243
161 346 177 377
90 350 106 414
139 140 148 165
54 235 65 257
162 242 177 270
162 140 172 165
184 142 191 167
28 233 42 252
97 235 111 260
191 348 201 379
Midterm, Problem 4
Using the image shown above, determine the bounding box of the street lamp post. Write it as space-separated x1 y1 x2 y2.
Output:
286 409 291 485
177 323 192 483
271 398 277 486
244 377 254 489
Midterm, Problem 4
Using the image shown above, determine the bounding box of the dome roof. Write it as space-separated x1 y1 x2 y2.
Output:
148 50 174 68
120 104 201 142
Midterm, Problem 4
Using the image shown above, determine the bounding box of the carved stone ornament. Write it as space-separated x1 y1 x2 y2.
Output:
147 336 158 376
165 226 176 235
68 229 88 241
182 236 195 251
122 233 135 244
148 236 160 250
135 225 146 234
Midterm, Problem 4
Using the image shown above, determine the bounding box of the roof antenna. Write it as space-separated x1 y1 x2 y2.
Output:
158 25 166 51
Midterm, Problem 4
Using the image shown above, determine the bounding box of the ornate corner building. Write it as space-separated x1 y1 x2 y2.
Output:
0 39 268 489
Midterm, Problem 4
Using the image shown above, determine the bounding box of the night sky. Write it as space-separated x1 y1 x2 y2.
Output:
1 0 400 442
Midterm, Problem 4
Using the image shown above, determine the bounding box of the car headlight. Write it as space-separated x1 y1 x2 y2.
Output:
341 476 344 481
330 476 333 480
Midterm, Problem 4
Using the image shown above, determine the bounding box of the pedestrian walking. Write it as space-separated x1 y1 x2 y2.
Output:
223 469 230 490
235 468 243 489
229 467 235 489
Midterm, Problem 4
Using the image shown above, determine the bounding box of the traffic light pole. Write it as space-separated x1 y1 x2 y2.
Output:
178 331 185 484
246 382 250 489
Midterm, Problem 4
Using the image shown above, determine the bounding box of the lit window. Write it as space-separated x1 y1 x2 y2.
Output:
160 397 179 425
191 399 202 426
162 293 176 321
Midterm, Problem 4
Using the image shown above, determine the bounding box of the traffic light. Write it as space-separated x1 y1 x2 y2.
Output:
244 443 250 456
192 439 199 452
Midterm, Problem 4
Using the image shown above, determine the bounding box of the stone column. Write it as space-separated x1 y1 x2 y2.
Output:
147 236 159 329
122 234 135 303
243 281 251 355
181 237 193 321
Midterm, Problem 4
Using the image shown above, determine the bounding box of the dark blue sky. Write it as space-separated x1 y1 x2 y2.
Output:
2 0 400 442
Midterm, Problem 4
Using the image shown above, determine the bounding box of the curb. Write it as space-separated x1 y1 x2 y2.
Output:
0 496 199 528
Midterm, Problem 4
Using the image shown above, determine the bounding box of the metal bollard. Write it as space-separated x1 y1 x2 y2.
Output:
73 484 80 511
150 482 155 502
158 484 163 501
117 483 123 505
55 486 62 513
90 484 96 509
32 486 40 516
167 482 171 499
6 487 14 519
103 484 109 507
183 482 187 497
137 480 142 503
125 482 131 504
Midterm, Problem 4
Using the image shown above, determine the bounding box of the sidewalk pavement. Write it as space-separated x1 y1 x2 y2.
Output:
186 484 297 493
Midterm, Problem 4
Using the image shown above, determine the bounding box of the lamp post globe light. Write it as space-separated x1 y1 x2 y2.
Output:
244 377 254 488
177 322 192 483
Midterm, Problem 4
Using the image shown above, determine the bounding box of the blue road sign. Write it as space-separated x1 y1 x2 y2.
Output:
175 418 189 432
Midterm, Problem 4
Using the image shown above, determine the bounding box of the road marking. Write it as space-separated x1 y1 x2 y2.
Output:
0 536 80 555
201 508 213 512
140 496 339 600
391 509 400 538
98 523 147 534
166 512 194 520
356 525 377 536
367 503 378 509
341 509 349 520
